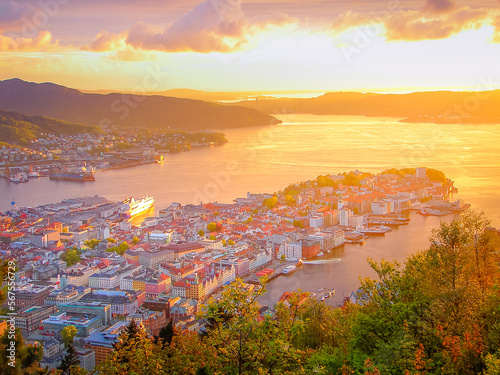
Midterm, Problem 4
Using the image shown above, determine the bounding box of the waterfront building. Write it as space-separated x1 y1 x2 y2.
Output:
278 239 302 260
300 239 321 259
248 250 272 272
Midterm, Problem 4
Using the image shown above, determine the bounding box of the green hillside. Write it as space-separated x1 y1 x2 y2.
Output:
0 109 102 145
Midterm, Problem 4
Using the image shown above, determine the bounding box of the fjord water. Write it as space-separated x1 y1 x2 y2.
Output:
2 115 499 301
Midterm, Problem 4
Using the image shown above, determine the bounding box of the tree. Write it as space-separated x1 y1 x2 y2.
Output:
100 320 165 374
264 196 278 209
284 194 296 206
156 320 175 347
200 279 310 374
293 219 304 229
227 239 235 246
60 247 81 267
83 239 100 249
198 230 205 237
107 241 129 255
132 236 140 245
0 327 45 374
57 344 83 375
207 222 217 233
61 325 78 348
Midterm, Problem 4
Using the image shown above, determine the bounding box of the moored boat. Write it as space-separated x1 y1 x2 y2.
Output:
119 195 155 218
49 166 95 182
10 173 29 183
282 265 297 275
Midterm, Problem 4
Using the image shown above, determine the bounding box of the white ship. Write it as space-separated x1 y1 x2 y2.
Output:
282 265 297 275
119 196 155 218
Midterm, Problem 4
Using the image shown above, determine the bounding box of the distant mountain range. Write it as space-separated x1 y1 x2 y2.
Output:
0 109 102 145
230 90 500 124
0 79 281 130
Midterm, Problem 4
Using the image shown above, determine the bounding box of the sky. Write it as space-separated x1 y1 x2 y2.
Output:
0 0 500 92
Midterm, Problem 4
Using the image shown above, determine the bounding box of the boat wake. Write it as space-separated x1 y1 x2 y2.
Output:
302 258 341 265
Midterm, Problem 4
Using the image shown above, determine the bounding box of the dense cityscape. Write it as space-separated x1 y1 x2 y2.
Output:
2 0 500 373
0 167 481 372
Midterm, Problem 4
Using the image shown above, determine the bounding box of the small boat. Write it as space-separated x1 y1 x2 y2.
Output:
10 173 28 183
28 165 40 178
282 265 297 275
317 252 325 257
356 226 388 236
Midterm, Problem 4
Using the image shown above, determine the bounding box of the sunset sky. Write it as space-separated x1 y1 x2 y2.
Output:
1 0 500 92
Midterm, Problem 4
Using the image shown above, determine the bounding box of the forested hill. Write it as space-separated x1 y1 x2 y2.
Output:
232 90 500 124
0 79 281 129
0 109 102 145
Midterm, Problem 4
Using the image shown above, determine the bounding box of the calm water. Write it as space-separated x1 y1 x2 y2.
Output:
2 115 499 301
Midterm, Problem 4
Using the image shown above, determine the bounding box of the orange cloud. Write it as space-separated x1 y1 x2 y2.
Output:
385 7 488 41
0 31 62 52
493 15 500 43
85 0 297 54
423 0 456 14
82 30 128 52
332 5 492 42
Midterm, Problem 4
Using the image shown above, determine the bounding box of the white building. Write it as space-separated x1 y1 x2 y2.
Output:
372 201 391 215
278 240 302 259
309 215 323 228
148 230 173 245
339 209 351 226
416 167 426 179
248 250 272 272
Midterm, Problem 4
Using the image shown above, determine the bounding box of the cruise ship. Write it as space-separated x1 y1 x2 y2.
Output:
119 196 155 218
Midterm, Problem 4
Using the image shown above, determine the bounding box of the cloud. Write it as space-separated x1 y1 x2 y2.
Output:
0 31 62 52
493 15 500 43
332 10 372 33
85 0 298 54
82 30 128 52
385 7 488 41
423 0 456 14
126 0 246 53
332 6 492 42
0 1 35 32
